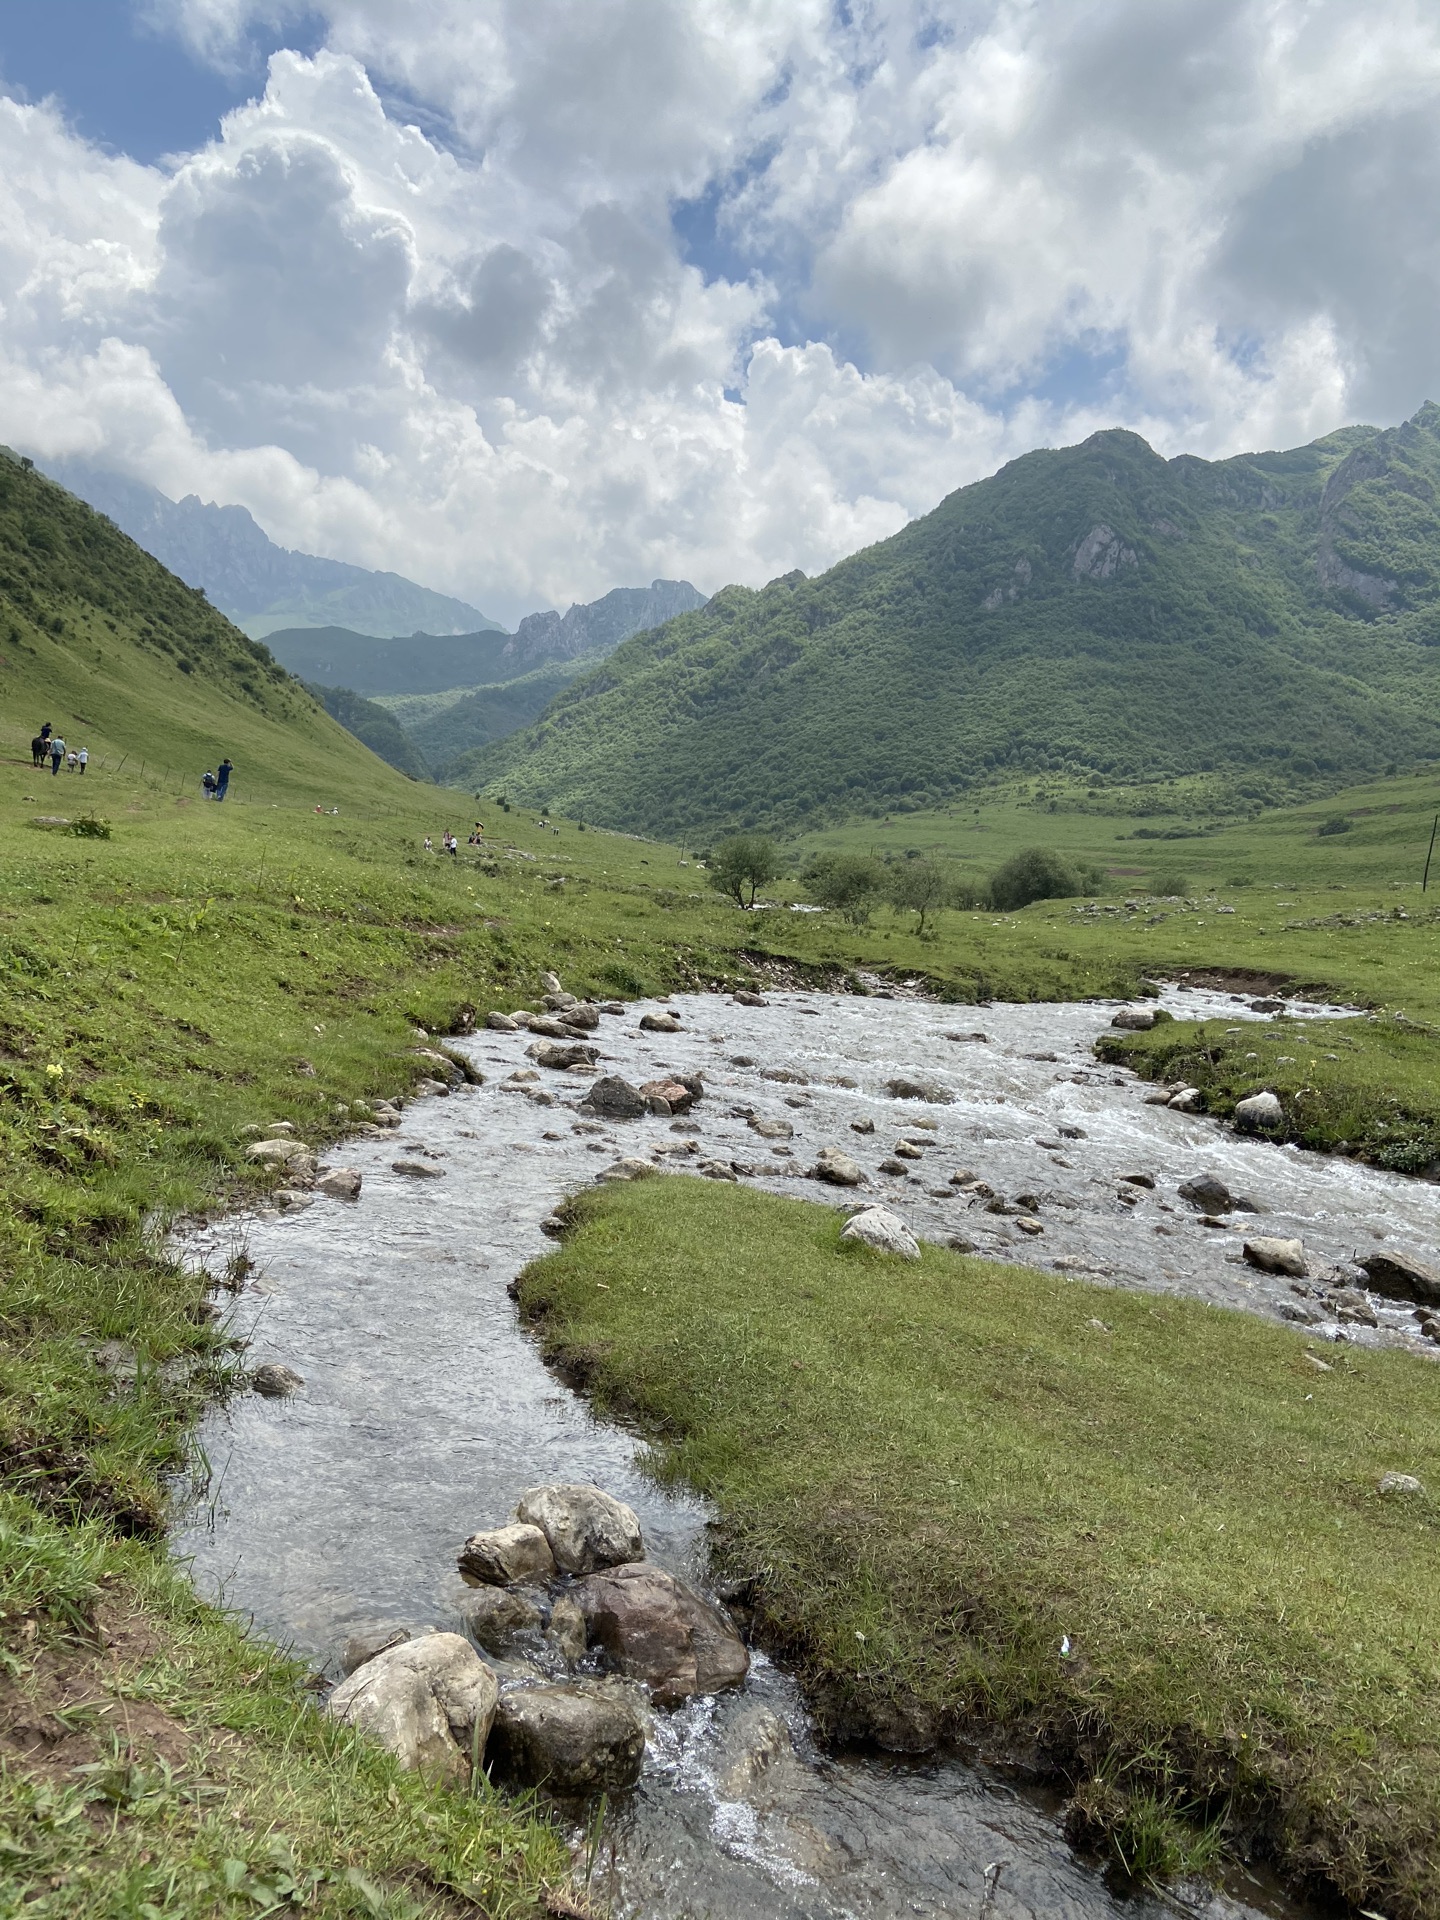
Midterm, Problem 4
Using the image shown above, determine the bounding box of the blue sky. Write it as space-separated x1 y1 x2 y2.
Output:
0 2 1436 618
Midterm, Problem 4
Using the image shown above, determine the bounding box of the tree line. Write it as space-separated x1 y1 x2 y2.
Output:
704 837 1105 932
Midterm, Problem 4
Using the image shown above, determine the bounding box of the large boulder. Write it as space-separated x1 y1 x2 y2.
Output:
574 1563 749 1707
1357 1251 1440 1305
884 1079 953 1105
458 1522 557 1586
514 1485 644 1575
561 1003 601 1032
640 1078 695 1114
527 1015 574 1040
811 1147 864 1187
410 1047 464 1084
747 1115 793 1140
1177 1173 1256 1214
1110 1007 1156 1030
1243 1236 1307 1278
486 1679 647 1793
639 1011 681 1033
486 1011 520 1031
1234 1090 1284 1130
840 1206 921 1259
581 1076 648 1120
529 1040 599 1070
316 1166 362 1200
326 1633 497 1780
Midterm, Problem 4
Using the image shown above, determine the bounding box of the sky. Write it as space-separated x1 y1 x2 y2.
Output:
2 1 1439 625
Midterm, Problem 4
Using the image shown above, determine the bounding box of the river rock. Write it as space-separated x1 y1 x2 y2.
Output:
1234 1090 1284 1130
714 1703 794 1800
1378 1471 1425 1497
811 1146 864 1187
326 1632 497 1780
1167 1087 1202 1112
246 1138 314 1169
598 1158 658 1182
561 1005 601 1033
486 1011 520 1031
530 1040 599 1070
1119 1171 1155 1189
884 1078 952 1104
460 1585 543 1652
748 1115 793 1139
515 1484 644 1575
1356 1250 1440 1305
458 1523 557 1586
698 1159 738 1180
1243 1236 1307 1278
850 1118 876 1135
641 1078 694 1114
1177 1173 1256 1213
487 1679 647 1793
316 1166 362 1200
640 1011 682 1033
732 990 768 1007
574 1563 749 1706
526 1015 572 1040
392 1159 445 1178
546 1594 588 1665
840 1206 921 1259
582 1075 647 1119
252 1362 304 1396
893 1141 924 1160
341 1624 410 1674
541 971 565 995
1111 1007 1156 1030
274 1188 313 1211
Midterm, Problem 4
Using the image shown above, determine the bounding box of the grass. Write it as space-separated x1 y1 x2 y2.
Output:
516 1178 1440 1915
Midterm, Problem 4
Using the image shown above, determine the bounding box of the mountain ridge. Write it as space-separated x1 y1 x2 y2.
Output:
466 404 1440 835
39 460 497 641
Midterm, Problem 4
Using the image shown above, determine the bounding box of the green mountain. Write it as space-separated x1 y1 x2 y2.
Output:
305 683 429 781
0 449 420 803
471 404 1440 835
415 652 607 776
265 624 520 695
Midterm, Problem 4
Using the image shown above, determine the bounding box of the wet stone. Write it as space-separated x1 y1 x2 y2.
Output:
252 1362 304 1397
487 1678 647 1794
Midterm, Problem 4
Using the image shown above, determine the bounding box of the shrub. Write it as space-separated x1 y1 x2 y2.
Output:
66 815 111 840
988 847 1100 910
1317 815 1354 837
1150 869 1189 896
886 857 966 933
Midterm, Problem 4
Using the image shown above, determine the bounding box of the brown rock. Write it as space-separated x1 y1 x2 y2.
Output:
575 1563 749 1707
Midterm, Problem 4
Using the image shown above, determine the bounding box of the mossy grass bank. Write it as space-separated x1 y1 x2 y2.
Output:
517 1178 1440 1915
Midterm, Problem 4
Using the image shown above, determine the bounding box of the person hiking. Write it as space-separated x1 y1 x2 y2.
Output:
423 836 433 853
30 734 45 768
39 722 52 743
201 770 217 799
76 747 88 775
215 757 233 801
49 735 64 776
65 749 77 773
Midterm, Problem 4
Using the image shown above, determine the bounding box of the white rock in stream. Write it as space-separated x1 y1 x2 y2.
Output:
840 1206 921 1259
515 1484 644 1575
1242 1236 1308 1278
326 1633 497 1779
1234 1089 1284 1129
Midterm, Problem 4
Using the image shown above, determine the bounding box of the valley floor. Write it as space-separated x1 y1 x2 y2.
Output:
3 746 1440 1915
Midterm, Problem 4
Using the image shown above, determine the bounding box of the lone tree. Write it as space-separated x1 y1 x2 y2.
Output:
886 856 960 934
988 846 1102 911
805 851 886 924
707 834 782 908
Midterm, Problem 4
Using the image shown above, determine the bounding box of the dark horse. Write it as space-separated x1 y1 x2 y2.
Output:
30 735 46 767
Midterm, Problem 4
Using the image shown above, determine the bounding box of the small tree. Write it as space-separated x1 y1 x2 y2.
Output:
886 856 955 934
805 852 886 924
707 834 781 908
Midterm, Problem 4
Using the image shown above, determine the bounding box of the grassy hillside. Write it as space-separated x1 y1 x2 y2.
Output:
472 404 1440 835
264 623 517 696
424 650 607 774
306 682 430 781
0 450 415 807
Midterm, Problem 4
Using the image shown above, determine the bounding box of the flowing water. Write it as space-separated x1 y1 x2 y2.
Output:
177 984 1438 1919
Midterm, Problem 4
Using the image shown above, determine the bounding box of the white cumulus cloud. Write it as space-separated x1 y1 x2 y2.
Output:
3 0 1440 622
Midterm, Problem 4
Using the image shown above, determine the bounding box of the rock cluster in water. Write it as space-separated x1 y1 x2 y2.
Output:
327 1481 749 1795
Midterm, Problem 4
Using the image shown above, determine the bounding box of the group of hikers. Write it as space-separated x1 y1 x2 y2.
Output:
200 759 234 801
30 724 87 776
423 822 486 856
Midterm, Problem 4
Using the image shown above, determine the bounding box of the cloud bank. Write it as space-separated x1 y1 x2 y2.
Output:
4 0 1440 621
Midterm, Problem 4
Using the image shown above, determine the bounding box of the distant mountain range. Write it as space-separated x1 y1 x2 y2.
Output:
40 460 497 640
470 403 1440 835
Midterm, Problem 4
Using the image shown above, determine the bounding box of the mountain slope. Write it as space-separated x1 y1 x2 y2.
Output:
472 405 1440 835
305 683 430 781
42 460 496 640
266 625 520 695
504 580 706 671
0 449 421 803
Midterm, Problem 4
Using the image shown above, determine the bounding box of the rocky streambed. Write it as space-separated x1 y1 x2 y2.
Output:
177 982 1440 1920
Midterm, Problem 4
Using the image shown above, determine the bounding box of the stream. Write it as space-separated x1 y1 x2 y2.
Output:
176 984 1439 1920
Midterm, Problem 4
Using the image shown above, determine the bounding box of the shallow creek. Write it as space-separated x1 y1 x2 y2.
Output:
177 986 1438 1920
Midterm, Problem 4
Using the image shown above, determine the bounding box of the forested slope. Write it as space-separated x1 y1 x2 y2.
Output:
470 404 1440 834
